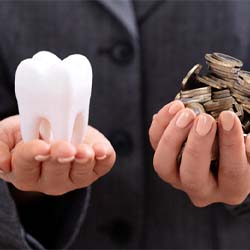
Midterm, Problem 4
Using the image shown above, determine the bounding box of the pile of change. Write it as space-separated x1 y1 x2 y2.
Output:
175 52 249 162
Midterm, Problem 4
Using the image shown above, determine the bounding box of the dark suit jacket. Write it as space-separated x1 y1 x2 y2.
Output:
1 0 250 249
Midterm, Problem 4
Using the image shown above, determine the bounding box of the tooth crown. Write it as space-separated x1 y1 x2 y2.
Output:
15 51 92 145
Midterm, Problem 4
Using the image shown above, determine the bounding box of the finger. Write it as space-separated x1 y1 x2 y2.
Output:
70 144 95 187
51 141 76 163
153 108 196 187
92 143 116 177
84 126 111 146
83 126 116 177
11 140 50 189
71 142 116 187
180 114 218 203
40 141 76 195
0 141 11 173
0 115 22 149
75 144 95 163
149 100 184 150
218 111 249 204
93 143 110 160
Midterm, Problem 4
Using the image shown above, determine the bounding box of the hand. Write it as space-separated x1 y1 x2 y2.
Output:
149 100 250 207
0 115 116 195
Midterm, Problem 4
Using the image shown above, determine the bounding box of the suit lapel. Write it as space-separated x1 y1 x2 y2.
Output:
96 0 138 40
133 0 165 22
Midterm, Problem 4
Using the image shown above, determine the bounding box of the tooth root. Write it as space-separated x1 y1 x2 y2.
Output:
39 118 52 143
71 112 85 146
82 108 89 140
50 115 75 142
20 115 40 142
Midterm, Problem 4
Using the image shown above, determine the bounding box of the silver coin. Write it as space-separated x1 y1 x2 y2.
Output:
213 52 243 68
239 70 250 84
186 102 205 115
205 53 238 68
181 64 202 90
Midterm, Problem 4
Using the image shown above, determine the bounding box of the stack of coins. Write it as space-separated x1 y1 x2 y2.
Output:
176 52 250 133
175 52 250 162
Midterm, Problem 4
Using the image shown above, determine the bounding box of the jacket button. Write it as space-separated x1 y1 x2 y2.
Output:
109 131 133 156
111 41 134 65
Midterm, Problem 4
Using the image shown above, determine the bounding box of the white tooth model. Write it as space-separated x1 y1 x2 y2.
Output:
15 51 92 145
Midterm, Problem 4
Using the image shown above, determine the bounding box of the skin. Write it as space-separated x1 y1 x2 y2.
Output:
1 103 249 206
149 100 250 207
0 115 116 195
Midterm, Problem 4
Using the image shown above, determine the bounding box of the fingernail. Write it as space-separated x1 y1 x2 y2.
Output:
176 110 194 128
96 155 107 161
221 111 235 131
35 155 50 162
196 114 213 136
169 102 183 115
75 157 89 164
152 114 157 121
58 156 75 163
0 169 4 174
95 144 108 161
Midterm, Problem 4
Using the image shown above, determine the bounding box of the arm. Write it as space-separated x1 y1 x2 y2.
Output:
9 184 91 249
0 116 115 249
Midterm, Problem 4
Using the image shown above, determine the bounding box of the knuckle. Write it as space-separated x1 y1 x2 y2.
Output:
70 170 93 187
45 191 66 196
180 168 202 191
74 178 93 188
153 156 176 184
181 173 207 197
43 187 69 196
13 182 34 192
169 182 182 190
220 164 247 179
161 132 179 152
221 139 238 150
93 159 115 178
70 178 84 188
182 180 204 195
73 167 92 177
94 165 112 177
190 198 211 208
153 156 166 180
183 144 200 159
224 196 247 206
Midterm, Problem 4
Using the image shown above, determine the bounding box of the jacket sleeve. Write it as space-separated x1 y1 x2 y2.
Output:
0 180 91 249
9 184 91 249
0 180 30 249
